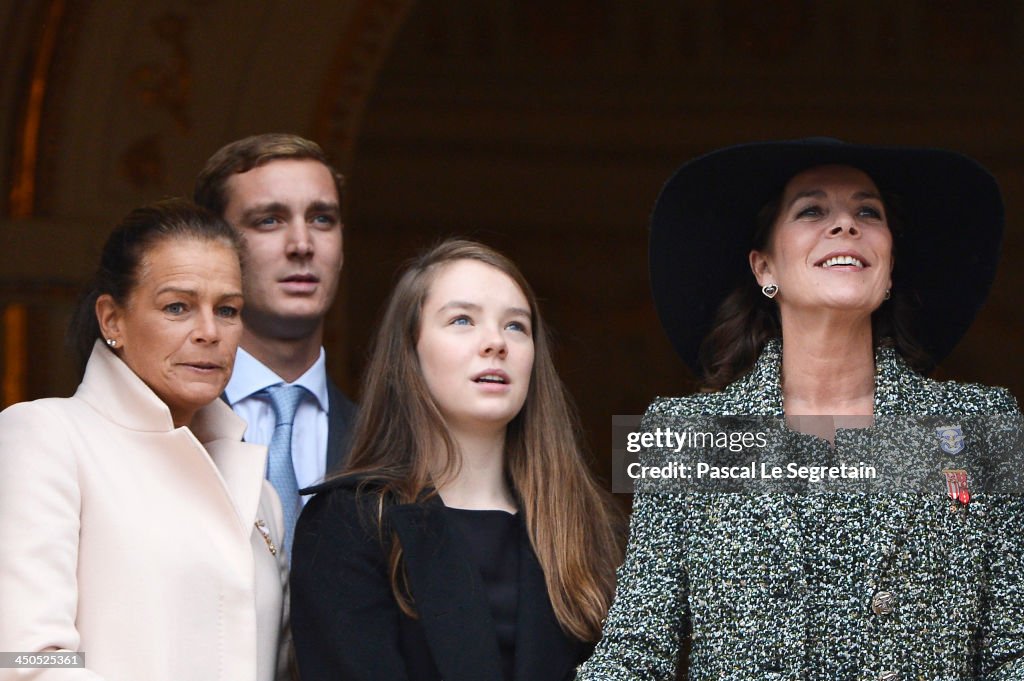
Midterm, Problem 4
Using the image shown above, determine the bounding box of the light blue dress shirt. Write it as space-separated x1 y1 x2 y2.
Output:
225 347 330 504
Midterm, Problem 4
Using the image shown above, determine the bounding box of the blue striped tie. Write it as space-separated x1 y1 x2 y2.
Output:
265 384 306 558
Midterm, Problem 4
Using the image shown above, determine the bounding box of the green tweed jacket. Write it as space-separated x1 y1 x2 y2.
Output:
579 341 1024 680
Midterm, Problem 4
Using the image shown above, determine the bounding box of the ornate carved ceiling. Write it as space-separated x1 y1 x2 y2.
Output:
2 0 1022 410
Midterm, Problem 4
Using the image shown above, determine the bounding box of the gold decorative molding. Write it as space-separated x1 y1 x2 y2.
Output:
117 9 196 190
119 133 165 189
127 11 194 133
9 0 65 219
5 0 66 406
2 304 27 408
314 0 415 169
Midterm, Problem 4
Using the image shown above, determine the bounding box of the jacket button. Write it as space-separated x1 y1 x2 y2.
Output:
872 590 896 615
878 671 899 681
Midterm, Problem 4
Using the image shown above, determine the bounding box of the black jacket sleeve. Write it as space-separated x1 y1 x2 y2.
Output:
291 486 410 681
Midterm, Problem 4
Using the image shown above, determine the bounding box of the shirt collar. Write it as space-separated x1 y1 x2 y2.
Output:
224 346 330 412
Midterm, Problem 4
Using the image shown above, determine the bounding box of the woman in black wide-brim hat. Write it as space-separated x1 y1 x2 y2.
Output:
577 139 1024 680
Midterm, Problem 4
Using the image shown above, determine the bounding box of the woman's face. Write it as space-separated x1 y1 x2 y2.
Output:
98 237 244 428
750 164 893 319
416 259 535 438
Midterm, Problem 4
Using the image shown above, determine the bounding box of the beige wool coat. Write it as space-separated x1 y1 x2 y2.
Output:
0 341 289 681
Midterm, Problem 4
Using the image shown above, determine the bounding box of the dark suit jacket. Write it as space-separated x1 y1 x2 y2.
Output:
324 381 357 475
290 476 592 681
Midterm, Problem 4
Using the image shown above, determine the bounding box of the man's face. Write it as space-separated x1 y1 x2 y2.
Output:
222 159 343 341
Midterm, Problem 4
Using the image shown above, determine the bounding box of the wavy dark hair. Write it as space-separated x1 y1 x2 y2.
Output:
337 238 624 642
698 189 931 391
67 198 241 374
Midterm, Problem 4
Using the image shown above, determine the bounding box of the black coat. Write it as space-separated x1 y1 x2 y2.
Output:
290 477 591 681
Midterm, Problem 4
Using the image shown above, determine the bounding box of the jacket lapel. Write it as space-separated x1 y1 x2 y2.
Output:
724 340 785 416
79 341 264 536
511 514 584 681
863 349 936 586
387 502 505 681
195 401 268 535
740 342 922 603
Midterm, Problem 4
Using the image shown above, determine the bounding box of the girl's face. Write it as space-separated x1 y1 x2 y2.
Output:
416 259 535 437
750 164 893 318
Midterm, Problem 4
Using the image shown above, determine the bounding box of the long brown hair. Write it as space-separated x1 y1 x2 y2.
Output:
339 238 623 642
699 188 931 391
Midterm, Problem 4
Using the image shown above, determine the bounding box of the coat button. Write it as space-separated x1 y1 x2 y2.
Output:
872 590 896 615
878 671 899 681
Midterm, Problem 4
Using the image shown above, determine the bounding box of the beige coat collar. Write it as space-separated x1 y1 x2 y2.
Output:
75 340 268 533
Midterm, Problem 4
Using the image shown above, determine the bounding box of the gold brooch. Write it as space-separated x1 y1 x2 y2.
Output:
254 519 278 555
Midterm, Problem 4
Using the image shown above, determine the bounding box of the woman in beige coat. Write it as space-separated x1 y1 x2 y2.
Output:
0 199 288 681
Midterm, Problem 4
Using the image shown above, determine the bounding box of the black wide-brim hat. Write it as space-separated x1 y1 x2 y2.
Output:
650 137 1005 374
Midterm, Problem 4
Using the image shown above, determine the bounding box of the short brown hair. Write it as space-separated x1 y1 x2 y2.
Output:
193 133 345 217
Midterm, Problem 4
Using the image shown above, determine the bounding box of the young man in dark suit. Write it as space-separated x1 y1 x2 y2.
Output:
195 134 357 553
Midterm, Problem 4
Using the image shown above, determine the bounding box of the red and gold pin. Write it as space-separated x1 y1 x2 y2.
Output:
942 469 970 506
